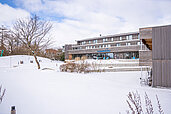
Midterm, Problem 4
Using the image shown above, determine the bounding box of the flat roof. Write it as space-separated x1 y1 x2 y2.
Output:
139 24 171 29
77 31 139 42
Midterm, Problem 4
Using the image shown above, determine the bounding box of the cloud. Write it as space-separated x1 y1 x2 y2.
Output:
0 3 30 27
2 0 171 46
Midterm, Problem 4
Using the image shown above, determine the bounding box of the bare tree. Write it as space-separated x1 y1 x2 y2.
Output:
12 15 52 69
0 25 9 55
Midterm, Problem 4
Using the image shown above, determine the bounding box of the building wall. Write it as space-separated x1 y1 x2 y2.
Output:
139 50 152 66
65 44 73 60
152 25 171 87
139 27 152 66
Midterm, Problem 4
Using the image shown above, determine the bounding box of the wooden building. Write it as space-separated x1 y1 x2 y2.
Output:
140 25 171 87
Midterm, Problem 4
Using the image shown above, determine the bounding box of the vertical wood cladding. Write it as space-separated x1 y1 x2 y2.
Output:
152 25 171 87
139 51 152 66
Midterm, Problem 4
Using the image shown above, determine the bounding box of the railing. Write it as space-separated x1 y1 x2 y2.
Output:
68 44 143 51
73 39 140 47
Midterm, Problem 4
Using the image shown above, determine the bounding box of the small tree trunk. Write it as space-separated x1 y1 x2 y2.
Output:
33 54 40 69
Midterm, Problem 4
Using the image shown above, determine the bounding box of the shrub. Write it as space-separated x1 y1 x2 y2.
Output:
60 61 91 73
126 91 164 114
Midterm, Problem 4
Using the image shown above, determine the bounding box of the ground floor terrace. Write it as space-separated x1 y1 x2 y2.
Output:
71 51 139 60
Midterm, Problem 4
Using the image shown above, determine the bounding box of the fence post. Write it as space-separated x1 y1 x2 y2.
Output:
11 106 16 114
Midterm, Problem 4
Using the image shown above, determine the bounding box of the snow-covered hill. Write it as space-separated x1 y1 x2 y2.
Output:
0 55 171 114
0 55 63 71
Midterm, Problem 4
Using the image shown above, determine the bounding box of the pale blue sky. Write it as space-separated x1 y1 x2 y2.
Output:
0 0 171 46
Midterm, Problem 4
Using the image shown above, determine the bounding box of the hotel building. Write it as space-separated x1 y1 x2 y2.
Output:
65 32 148 60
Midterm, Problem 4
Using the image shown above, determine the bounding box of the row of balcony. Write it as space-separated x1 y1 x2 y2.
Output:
77 34 140 45
72 41 142 51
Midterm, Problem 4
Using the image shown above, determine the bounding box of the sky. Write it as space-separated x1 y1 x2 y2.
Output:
0 0 171 47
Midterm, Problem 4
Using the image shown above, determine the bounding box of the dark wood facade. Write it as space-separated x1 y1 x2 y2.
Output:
152 25 171 87
141 25 171 87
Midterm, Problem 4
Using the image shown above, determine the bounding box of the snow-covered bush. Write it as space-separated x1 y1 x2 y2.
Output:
60 61 91 73
126 91 164 114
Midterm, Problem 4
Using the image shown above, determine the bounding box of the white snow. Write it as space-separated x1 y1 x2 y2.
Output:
0 55 171 114
67 59 139 64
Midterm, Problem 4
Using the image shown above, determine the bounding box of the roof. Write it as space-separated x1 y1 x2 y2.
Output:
77 31 139 42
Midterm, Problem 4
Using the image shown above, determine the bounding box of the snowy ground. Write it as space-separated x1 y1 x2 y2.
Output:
0 55 171 114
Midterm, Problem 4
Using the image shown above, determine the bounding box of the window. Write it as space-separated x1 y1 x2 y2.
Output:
116 43 120 47
137 42 140 45
138 34 140 39
111 38 113 41
99 45 101 48
126 36 129 40
126 43 131 46
93 46 95 48
103 38 108 42
120 37 122 41
89 41 91 44
93 40 97 43
103 45 105 48
108 44 111 47
81 41 86 45
129 35 132 40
